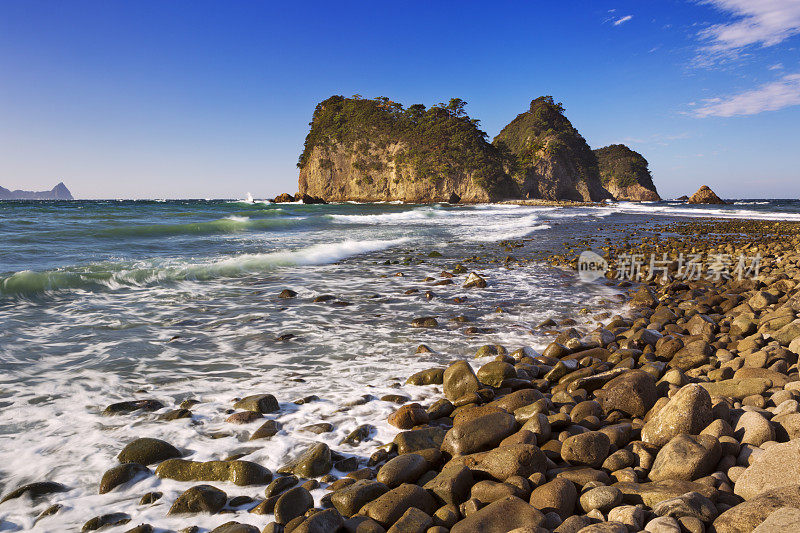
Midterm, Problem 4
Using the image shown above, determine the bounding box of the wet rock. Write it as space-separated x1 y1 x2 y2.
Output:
139 492 162 505
424 463 473 505
358 483 437 528
561 431 611 469
450 496 546 533
394 426 447 454
34 503 63 524
117 437 181 465
387 507 433 532
653 491 717 522
124 524 155 533
442 411 518 455
233 394 279 414
156 459 272 486
713 484 800 533
595 369 657 418
377 454 428 487
405 367 445 386
463 272 487 288
293 509 345 533
0 481 68 503
332 479 389 517
168 484 227 515
341 424 374 446
274 486 314 525
579 486 623 513
226 411 263 424
278 289 297 298
641 384 713 448
278 443 332 477
82 512 131 531
265 476 298 498
301 423 334 434
249 419 280 440
99 463 151 494
529 478 577 519
388 403 429 429
649 434 721 481
411 317 438 328
103 399 164 415
734 437 800 499
469 443 547 481
209 523 259 533
159 408 192 421
443 361 480 402
477 361 516 388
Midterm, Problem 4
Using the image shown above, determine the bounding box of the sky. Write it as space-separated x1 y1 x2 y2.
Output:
1 0 799 200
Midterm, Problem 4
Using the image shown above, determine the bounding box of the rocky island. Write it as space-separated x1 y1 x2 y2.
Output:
0 182 73 200
296 96 660 204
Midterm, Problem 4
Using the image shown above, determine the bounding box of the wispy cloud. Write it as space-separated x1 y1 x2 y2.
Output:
768 62 785 69
694 73 800 117
614 15 633 26
697 0 800 61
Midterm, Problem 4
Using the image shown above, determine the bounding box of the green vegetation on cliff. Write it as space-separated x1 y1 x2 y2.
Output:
492 96 599 185
593 144 656 189
297 95 510 194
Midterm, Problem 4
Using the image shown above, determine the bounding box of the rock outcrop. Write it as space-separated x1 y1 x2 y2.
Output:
492 97 611 202
297 96 517 203
0 182 73 200
593 144 661 201
688 185 726 204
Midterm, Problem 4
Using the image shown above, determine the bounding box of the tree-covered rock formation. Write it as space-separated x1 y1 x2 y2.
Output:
297 95 518 203
593 144 661 201
492 97 611 202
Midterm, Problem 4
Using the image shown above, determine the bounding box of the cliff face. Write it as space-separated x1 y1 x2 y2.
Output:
492 97 611 202
297 96 517 203
593 144 661 201
0 182 73 200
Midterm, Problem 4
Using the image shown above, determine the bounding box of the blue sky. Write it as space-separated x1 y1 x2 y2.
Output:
1 0 799 199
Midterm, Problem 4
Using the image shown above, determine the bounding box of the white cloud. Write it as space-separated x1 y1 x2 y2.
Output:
768 62 785 69
698 0 800 57
614 15 633 26
694 73 800 116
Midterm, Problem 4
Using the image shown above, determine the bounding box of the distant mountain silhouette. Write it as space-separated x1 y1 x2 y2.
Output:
0 182 73 200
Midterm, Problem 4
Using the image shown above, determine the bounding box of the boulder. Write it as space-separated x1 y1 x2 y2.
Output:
595 369 658 418
450 496 546 533
713 485 800 533
377 454 428 487
99 463 151 494
443 361 480 402
560 431 611 468
274 486 314 525
331 480 389 517
734 438 800 500
529 478 577 518
168 484 227 515
358 483 437 528
652 491 717 522
441 411 518 456
156 459 271 486
469 443 548 480
278 442 332 477
641 384 713 447
753 507 800 532
117 438 181 465
424 463 473 505
648 434 721 481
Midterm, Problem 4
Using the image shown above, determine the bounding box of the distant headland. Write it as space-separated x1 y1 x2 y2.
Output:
0 182 73 200
294 95 661 203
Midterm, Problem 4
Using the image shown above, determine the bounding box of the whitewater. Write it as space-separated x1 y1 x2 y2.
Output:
1 198 799 531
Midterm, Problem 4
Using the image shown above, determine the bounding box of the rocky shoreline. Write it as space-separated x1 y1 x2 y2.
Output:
3 218 800 533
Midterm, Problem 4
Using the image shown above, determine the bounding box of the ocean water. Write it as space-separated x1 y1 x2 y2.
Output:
0 198 799 531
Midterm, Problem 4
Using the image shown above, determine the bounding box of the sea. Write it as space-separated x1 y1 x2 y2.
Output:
1 198 800 531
